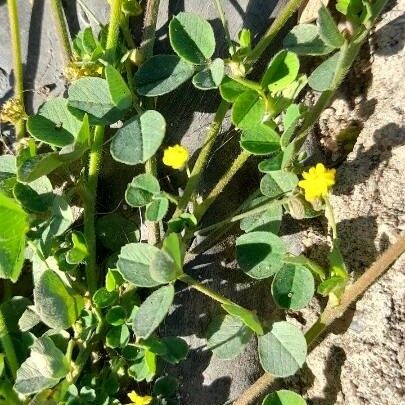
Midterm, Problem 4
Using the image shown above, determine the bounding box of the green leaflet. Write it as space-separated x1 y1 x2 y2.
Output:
221 302 264 335
146 197 169 222
258 321 307 377
68 77 125 124
261 50 300 92
263 390 307 405
283 24 334 55
105 64 132 110
14 335 69 395
0 193 28 282
271 264 315 309
240 196 282 234
27 98 82 147
192 58 225 90
110 110 166 165
149 249 179 283
13 176 53 213
34 269 84 330
117 243 162 287
132 284 175 339
236 231 285 279
207 315 253 359
318 5 345 48
125 173 161 207
134 55 194 96
260 170 298 198
169 12 215 64
219 76 249 102
308 51 341 91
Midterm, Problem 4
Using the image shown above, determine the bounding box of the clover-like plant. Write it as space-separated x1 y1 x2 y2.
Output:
0 0 400 404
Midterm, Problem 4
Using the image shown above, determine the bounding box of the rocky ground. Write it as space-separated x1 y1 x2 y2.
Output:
0 0 404 404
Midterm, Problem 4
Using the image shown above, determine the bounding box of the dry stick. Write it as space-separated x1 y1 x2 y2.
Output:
49 0 72 64
140 0 161 245
7 0 25 140
233 236 405 405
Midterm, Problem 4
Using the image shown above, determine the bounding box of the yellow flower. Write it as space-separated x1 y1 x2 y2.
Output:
127 390 153 405
162 144 189 170
298 163 336 202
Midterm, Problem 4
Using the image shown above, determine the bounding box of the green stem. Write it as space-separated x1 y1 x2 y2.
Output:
65 339 75 364
0 310 19 379
234 236 405 405
83 0 123 294
324 196 337 239
229 75 264 95
195 149 251 220
49 0 72 64
245 0 303 65
105 0 124 63
197 196 290 235
84 125 105 294
179 274 237 306
175 100 230 215
284 254 326 280
191 190 261 255
7 0 25 140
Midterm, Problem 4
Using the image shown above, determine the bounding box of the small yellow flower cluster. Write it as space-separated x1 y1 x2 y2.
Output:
127 391 152 405
64 61 104 82
298 163 336 202
162 144 189 170
0 97 26 124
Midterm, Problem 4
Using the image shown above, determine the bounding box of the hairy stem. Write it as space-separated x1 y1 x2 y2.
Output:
84 125 105 294
84 0 123 294
49 0 72 64
192 189 261 254
245 0 303 65
7 0 25 140
195 149 251 220
105 0 124 63
233 236 405 405
179 274 240 306
175 100 230 215
0 310 19 379
197 196 290 235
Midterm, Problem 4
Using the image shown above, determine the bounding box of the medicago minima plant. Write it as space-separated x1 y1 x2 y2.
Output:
0 0 399 404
